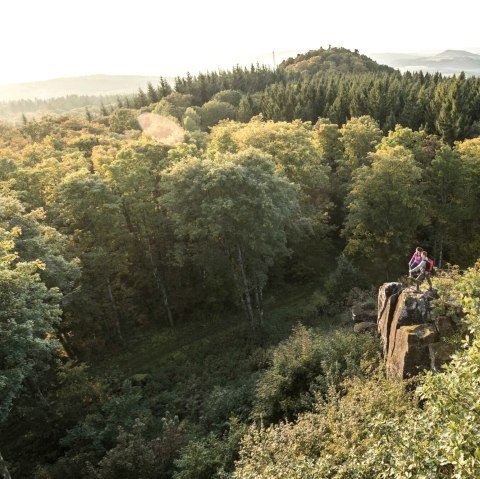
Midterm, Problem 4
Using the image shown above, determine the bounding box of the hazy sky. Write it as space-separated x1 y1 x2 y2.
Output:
2 0 479 84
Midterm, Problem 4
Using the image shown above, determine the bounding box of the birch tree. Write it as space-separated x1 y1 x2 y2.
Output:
161 149 302 332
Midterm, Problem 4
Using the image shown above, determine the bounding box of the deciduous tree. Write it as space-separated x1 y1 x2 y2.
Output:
161 149 302 331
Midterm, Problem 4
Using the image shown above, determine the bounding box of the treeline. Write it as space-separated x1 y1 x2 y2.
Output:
0 94 120 116
260 71 480 143
129 48 480 144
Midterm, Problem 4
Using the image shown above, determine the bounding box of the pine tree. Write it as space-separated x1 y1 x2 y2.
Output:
147 82 159 104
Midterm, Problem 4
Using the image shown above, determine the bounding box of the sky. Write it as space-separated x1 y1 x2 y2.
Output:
1 0 479 85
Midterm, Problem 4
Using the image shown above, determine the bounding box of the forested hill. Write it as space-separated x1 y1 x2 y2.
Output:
279 47 395 75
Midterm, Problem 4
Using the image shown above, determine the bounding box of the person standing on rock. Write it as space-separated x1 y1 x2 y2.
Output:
409 250 433 291
408 246 423 277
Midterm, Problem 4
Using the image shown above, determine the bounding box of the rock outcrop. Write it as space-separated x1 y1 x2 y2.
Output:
377 283 458 378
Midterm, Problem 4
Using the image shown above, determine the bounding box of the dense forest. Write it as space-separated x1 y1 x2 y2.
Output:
1 47 480 478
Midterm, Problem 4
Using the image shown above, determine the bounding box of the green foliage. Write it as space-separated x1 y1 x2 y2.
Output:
212 90 243 107
343 145 426 279
53 362 108 427
109 108 140 134
3 55 480 477
236 263 480 478
454 139 480 265
312 121 343 169
182 107 201 132
236 372 412 479
161 148 303 329
338 115 383 179
360 262 480 478
200 100 237 129
237 95 257 123
153 93 195 121
252 324 380 424
96 416 184 479
377 124 432 165
0 224 62 424
174 420 247 479
208 118 331 230
324 254 366 301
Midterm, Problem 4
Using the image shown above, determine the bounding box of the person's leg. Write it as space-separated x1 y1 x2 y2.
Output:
426 272 433 290
410 262 420 277
415 272 425 291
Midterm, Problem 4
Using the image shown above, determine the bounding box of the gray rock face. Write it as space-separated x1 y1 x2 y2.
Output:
378 284 458 378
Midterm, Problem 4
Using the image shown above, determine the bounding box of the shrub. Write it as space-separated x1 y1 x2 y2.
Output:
174 419 247 479
235 372 413 479
96 417 184 479
252 324 380 423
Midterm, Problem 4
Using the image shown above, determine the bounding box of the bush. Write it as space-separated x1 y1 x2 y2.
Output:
252 324 380 423
235 372 413 479
96 417 184 479
174 419 247 479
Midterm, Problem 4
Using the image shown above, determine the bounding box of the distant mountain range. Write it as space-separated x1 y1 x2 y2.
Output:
0 75 172 102
369 50 480 75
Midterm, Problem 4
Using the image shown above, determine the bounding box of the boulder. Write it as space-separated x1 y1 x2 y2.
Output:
386 288 432 361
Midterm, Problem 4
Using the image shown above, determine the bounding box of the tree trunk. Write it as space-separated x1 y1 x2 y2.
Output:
438 232 444 269
254 278 264 327
159 280 174 329
107 278 125 344
224 245 250 324
0 453 11 479
237 246 256 332
57 330 76 358
146 240 174 328
120 200 136 235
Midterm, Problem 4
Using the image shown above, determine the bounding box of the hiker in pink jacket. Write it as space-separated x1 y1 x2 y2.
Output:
408 246 423 277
